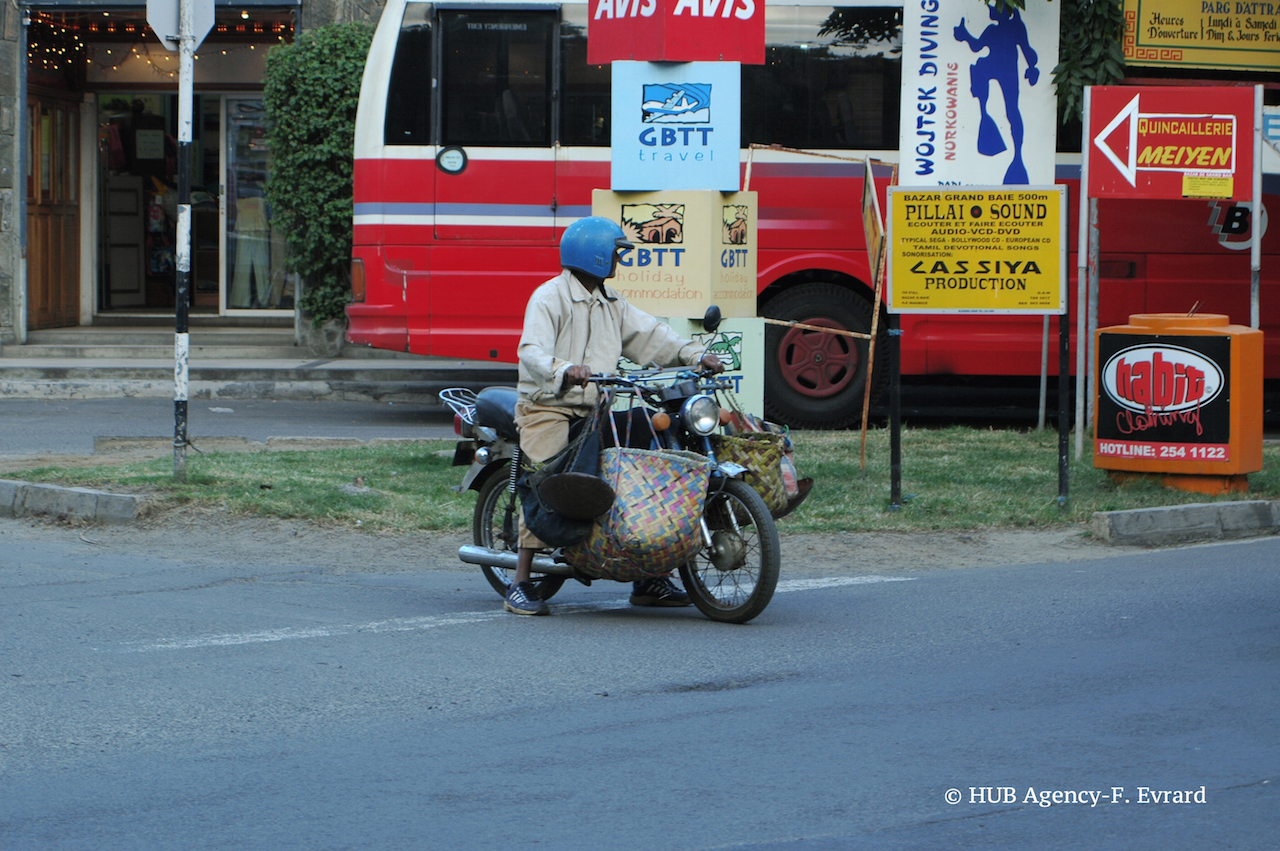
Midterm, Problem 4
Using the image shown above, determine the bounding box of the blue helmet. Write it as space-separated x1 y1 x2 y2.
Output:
560 216 633 279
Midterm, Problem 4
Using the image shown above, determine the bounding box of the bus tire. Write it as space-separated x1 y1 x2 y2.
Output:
762 282 888 429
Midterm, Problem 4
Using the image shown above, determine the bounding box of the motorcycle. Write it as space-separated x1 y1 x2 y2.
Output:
440 311 781 624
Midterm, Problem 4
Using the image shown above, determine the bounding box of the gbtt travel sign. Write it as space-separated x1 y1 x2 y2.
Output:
886 186 1066 314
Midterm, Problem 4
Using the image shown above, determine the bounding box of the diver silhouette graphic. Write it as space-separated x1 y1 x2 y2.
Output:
954 5 1040 184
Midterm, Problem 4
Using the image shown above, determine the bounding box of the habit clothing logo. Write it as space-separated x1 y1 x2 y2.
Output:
1096 334 1232 449
1101 344 1224 415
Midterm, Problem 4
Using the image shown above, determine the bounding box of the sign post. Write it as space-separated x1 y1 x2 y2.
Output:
148 0 214 480
887 185 1071 500
1082 84 1263 459
857 157 894 472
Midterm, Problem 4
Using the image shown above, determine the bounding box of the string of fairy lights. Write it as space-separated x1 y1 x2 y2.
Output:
28 10 292 81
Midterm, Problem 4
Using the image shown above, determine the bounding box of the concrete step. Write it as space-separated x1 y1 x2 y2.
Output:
0 356 519 403
13 325 422 361
3 321 516 403
89 312 294 328
24 327 299 347
9 343 415 360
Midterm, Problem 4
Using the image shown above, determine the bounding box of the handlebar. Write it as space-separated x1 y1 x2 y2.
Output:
586 367 727 386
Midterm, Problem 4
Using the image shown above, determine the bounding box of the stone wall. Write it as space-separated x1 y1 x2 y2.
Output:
0 4 17 348
305 0 386 29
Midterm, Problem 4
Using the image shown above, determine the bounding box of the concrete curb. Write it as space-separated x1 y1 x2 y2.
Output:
1091 500 1280 547
0 479 144 525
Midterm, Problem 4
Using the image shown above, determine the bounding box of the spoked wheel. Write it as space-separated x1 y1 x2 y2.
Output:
679 478 780 624
473 466 566 601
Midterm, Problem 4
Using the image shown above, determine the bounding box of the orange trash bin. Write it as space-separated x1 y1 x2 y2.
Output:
1094 313 1264 495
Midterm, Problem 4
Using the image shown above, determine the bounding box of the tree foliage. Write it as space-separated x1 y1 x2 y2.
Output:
1052 0 1127 121
263 23 373 323
818 8 903 50
980 0 1126 122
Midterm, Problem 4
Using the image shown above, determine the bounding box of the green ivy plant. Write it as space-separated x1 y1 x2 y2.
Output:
984 0 1127 122
263 22 373 325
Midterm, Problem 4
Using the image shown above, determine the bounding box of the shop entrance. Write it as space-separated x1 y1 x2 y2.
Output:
26 94 80 330
23 5 297 328
97 92 291 315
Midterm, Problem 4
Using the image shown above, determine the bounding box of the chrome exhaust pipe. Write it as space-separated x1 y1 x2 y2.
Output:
458 545 572 576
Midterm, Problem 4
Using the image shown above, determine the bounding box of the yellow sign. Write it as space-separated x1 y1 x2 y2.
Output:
1123 0 1280 70
592 189 757 319
887 186 1067 315
1182 172 1234 197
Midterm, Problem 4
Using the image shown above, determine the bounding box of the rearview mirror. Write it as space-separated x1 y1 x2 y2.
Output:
702 305 722 334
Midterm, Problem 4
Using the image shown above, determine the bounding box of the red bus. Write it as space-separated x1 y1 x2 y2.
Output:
348 0 1278 428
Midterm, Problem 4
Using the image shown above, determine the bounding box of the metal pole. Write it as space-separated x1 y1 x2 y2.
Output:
1037 314 1049 430
1058 307 1070 507
173 0 194 480
1075 87 1092 460
1086 198 1100 441
889 315 902 509
1252 84 1263 330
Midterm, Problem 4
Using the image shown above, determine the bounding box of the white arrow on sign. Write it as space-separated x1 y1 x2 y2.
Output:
147 0 215 52
1093 93 1140 188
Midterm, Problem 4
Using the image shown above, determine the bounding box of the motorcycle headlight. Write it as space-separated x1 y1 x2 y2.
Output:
681 395 721 436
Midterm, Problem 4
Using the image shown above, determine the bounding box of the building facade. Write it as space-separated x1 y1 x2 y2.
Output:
0 0 385 346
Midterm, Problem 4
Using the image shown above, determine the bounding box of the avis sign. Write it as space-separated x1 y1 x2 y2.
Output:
1095 335 1231 462
1088 86 1255 200
588 0 764 64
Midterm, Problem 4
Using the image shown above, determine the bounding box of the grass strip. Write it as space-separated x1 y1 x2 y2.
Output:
5 427 1278 535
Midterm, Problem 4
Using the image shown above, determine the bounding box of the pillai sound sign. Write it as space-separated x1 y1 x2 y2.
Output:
886 186 1067 314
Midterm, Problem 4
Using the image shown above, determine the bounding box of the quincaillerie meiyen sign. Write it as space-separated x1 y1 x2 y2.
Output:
1088 86 1256 201
1095 335 1232 462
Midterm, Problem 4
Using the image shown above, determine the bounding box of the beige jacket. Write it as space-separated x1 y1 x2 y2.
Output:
517 269 704 415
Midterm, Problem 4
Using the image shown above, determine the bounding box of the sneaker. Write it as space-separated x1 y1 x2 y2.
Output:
504 581 550 616
630 576 692 607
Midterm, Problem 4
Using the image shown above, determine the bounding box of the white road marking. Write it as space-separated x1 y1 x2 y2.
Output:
118 575 916 652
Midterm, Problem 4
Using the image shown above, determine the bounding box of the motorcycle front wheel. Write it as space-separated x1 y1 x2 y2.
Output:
473 466 567 601
679 478 781 624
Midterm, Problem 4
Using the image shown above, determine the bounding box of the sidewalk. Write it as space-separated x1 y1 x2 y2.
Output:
0 354 517 404
2 373 1278 548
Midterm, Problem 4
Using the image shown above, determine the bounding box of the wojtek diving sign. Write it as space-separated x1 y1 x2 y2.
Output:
1096 337 1232 461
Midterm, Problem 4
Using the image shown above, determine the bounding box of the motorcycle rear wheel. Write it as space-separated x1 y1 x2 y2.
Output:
679 478 780 624
473 466 567 601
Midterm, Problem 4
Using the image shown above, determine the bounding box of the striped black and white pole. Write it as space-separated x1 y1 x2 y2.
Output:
173 0 195 480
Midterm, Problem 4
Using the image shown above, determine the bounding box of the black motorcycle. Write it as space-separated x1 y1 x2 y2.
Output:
441 315 780 624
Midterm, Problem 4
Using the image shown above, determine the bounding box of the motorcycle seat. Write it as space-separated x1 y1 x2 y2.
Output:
474 386 520 442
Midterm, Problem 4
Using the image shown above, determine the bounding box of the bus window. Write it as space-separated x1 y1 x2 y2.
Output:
743 6 902 150
384 2 433 146
560 4 610 147
439 10 555 147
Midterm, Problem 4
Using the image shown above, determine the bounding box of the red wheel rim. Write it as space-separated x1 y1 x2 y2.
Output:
776 317 858 399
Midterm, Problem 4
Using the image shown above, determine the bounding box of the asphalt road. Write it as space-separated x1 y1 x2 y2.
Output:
0 398 457 455
1 523 1275 850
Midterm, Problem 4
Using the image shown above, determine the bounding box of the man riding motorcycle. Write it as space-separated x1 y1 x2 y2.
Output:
508 216 725 615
